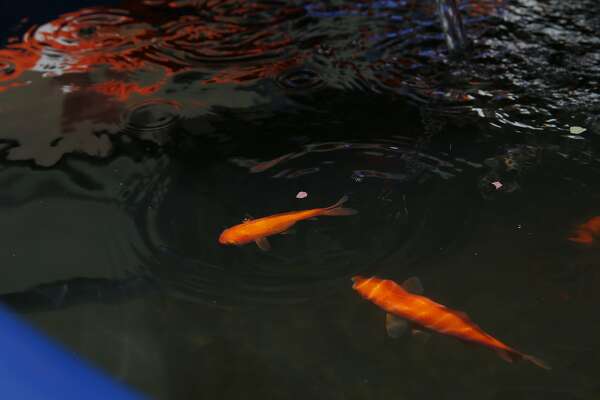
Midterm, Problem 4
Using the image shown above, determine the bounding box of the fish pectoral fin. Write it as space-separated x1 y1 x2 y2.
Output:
411 328 431 343
255 237 271 251
385 313 409 338
402 277 424 295
280 229 296 235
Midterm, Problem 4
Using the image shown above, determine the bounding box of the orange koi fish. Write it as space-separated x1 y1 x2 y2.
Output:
352 276 549 369
568 216 600 245
219 196 357 251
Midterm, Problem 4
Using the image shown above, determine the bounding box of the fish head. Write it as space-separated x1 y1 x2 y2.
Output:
351 275 367 288
218 229 237 245
586 216 600 234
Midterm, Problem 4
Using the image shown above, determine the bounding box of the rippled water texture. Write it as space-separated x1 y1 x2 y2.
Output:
1 0 600 399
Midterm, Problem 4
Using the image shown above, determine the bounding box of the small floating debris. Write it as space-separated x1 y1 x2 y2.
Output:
491 181 503 190
296 191 308 199
569 126 587 135
562 134 585 140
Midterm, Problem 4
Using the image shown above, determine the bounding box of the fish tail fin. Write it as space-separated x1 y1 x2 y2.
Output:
321 195 358 216
522 354 551 370
497 349 551 370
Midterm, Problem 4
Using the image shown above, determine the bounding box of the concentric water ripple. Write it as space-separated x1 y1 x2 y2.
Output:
121 99 182 145
129 136 486 306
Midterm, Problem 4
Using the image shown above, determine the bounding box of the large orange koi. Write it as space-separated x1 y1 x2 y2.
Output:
352 276 549 369
219 196 357 251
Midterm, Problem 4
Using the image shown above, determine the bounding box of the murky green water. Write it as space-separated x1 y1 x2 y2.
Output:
1 0 599 398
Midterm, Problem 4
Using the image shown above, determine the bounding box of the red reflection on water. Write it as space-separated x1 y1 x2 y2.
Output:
91 79 165 101
466 0 506 17
0 1 303 95
205 57 299 84
0 0 307 165
0 9 157 92
0 47 39 90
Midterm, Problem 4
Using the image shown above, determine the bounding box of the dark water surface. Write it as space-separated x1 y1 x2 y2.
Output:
1 0 600 398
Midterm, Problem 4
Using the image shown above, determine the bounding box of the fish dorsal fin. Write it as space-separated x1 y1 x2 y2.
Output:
385 313 409 338
456 311 468 319
402 277 424 294
255 237 271 251
455 310 479 325
455 310 481 330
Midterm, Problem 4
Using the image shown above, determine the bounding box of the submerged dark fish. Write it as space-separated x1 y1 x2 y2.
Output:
0 276 156 313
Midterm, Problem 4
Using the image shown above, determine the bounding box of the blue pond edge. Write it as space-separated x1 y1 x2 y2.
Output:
0 304 145 400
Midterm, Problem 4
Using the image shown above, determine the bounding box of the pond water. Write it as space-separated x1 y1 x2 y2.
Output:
1 0 599 398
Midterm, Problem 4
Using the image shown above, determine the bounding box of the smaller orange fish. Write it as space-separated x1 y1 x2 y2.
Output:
569 216 600 245
219 196 357 251
352 276 549 369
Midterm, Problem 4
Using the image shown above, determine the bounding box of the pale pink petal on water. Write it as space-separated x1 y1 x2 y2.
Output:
491 181 503 190
296 191 308 199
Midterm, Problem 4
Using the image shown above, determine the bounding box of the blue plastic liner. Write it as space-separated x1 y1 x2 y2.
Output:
0 304 145 400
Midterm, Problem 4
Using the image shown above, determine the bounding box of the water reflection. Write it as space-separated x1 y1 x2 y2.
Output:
436 0 468 54
0 0 598 166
